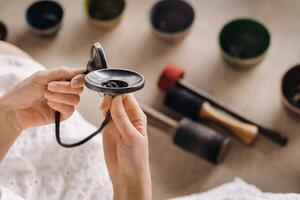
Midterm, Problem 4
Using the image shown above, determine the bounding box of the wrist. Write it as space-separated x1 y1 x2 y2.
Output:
0 96 22 136
113 172 152 200
0 96 22 160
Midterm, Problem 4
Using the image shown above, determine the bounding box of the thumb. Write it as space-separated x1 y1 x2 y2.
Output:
110 95 136 141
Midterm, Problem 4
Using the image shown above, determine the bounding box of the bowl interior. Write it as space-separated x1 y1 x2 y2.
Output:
282 65 300 110
86 0 125 20
0 22 7 40
150 0 194 33
85 68 145 95
219 19 270 59
26 0 63 30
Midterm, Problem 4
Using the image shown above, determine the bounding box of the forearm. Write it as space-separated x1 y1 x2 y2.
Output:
0 96 21 161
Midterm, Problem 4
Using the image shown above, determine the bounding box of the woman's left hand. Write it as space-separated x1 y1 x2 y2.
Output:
0 67 85 133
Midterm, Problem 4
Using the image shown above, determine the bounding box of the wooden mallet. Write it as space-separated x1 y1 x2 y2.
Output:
140 103 231 164
157 64 288 146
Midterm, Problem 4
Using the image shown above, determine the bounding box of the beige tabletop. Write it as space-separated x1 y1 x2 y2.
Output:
1 0 300 199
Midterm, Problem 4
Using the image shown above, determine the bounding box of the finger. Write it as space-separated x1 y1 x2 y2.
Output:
48 81 83 94
103 123 118 175
123 93 145 116
35 67 85 84
110 96 136 140
44 91 80 106
71 74 85 88
122 94 147 135
47 101 75 119
99 96 112 115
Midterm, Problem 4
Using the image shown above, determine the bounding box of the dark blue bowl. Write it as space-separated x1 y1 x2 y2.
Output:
26 0 63 36
281 64 300 117
0 21 7 41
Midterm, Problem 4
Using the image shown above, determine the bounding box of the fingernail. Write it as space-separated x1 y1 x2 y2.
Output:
47 83 56 90
44 91 53 99
99 104 105 112
44 91 49 98
71 79 80 88
72 78 80 83
47 101 55 106
73 68 85 74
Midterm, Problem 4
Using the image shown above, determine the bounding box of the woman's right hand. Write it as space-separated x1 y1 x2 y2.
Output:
100 94 151 200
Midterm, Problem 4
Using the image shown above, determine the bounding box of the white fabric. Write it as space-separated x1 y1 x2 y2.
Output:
0 187 23 200
0 54 299 200
171 177 300 200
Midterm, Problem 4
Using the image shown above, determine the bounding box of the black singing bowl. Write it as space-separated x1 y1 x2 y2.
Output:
85 68 145 96
150 0 194 41
0 21 7 41
281 64 300 116
85 0 126 28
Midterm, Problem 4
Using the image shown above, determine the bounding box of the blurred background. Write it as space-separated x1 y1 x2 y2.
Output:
1 0 300 199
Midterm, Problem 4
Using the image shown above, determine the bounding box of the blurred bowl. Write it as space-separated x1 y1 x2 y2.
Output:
26 0 63 36
281 64 300 117
150 0 195 42
0 21 7 41
219 18 270 68
85 0 126 28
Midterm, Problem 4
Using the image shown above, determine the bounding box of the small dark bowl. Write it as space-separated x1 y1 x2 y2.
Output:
85 0 126 28
219 18 270 68
0 21 8 41
150 0 195 41
281 64 300 117
26 0 63 36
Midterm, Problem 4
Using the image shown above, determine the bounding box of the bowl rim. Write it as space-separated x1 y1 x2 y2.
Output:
85 68 145 95
218 17 271 60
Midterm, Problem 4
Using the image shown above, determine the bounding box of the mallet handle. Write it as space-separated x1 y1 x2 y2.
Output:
200 102 258 145
140 103 177 136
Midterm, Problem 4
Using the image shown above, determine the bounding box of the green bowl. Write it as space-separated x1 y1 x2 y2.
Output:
219 18 270 68
84 0 126 28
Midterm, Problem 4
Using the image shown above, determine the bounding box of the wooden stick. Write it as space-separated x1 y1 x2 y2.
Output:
140 103 177 137
200 102 258 145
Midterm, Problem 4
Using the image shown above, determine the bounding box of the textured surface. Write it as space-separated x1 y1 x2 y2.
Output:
1 0 300 199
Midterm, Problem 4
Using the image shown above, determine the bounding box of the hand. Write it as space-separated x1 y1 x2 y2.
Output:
100 94 151 200
0 67 85 133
